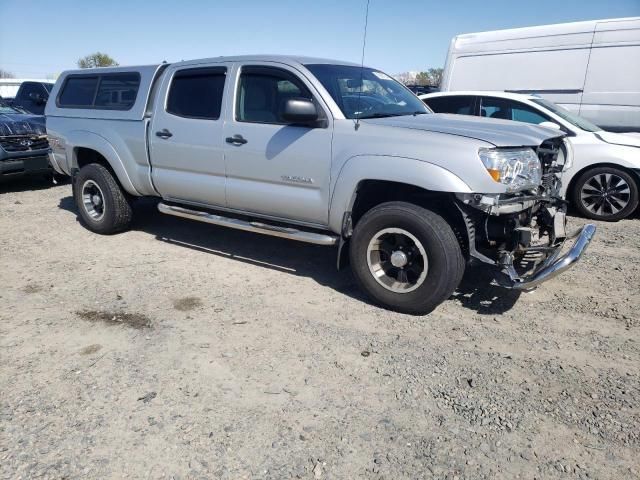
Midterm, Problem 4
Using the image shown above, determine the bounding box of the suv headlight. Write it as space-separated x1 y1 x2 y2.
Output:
478 147 542 192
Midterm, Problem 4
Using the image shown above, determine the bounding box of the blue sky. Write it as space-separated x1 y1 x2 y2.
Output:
1 0 639 78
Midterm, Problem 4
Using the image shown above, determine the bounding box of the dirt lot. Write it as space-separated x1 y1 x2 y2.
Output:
1 178 639 479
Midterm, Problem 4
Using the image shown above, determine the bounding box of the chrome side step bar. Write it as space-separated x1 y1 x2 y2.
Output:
158 202 338 246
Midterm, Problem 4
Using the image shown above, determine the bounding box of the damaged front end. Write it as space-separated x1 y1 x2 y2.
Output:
456 137 596 290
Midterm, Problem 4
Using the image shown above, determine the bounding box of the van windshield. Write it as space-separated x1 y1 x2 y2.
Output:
532 98 602 133
305 64 429 119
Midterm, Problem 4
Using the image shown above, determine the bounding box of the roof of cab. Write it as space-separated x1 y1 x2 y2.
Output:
172 54 361 67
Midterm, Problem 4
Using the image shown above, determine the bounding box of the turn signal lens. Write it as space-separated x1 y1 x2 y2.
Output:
487 169 501 182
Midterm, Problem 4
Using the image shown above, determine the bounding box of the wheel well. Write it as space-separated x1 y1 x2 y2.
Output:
74 147 124 188
350 180 469 257
566 162 640 198
75 147 111 172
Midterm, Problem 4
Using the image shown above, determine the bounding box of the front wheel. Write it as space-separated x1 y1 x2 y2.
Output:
349 202 465 315
571 166 639 221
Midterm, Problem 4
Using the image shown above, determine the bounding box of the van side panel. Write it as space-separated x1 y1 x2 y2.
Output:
580 19 640 131
447 49 590 108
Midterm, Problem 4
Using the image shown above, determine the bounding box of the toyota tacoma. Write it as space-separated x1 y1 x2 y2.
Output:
45 56 595 314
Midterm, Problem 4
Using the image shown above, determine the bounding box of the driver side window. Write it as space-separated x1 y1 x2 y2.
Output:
236 67 315 124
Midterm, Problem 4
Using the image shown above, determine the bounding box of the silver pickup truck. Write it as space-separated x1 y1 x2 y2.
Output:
45 55 595 314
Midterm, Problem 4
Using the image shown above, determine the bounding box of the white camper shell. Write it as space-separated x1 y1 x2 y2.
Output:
441 17 640 132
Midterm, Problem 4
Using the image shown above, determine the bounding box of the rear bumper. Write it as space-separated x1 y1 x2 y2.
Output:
496 223 596 290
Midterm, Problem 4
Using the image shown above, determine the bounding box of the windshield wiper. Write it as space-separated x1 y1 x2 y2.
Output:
357 113 398 119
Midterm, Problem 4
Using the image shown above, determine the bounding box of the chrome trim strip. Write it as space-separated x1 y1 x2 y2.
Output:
158 202 338 246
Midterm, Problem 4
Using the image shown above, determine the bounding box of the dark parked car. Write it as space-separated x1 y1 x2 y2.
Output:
405 84 439 96
0 100 53 181
11 81 54 115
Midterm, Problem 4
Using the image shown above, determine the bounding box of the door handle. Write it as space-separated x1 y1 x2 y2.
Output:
155 129 173 139
225 134 247 145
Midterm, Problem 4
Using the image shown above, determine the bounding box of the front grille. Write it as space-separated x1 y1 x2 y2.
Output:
0 135 50 152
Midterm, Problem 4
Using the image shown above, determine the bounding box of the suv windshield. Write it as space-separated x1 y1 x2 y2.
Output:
305 64 429 119
532 98 602 132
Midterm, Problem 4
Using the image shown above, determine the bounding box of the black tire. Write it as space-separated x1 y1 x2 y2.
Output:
74 163 133 234
571 166 639 222
349 201 465 315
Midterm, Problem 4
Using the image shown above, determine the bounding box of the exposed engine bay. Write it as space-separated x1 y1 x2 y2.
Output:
455 137 595 289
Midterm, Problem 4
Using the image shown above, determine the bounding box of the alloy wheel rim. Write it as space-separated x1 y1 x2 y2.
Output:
81 180 106 221
580 173 630 217
366 228 428 293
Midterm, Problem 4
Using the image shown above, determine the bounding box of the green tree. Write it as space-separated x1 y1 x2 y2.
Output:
426 67 443 87
415 71 431 86
414 68 444 87
77 52 119 69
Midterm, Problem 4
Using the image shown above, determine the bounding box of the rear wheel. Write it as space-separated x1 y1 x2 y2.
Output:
74 163 133 234
349 201 465 315
571 166 638 221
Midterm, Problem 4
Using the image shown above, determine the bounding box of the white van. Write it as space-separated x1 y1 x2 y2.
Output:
441 17 640 132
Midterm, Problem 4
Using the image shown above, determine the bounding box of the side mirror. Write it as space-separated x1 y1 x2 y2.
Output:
538 121 561 131
281 98 319 126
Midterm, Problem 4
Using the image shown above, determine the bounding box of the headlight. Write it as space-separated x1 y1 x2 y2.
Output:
478 147 542 192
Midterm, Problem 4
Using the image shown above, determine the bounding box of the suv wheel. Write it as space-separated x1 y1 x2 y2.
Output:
349 201 465 315
571 166 639 221
74 163 133 234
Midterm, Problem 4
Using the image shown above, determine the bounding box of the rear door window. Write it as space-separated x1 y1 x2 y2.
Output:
167 67 227 120
423 95 476 115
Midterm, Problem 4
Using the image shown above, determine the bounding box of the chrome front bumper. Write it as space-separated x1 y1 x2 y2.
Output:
499 223 596 290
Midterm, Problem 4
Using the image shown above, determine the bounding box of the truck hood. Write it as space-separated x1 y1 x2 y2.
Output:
362 113 564 147
0 113 46 137
595 131 640 148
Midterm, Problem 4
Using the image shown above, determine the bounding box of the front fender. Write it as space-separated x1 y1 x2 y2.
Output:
328 155 472 232
66 130 140 195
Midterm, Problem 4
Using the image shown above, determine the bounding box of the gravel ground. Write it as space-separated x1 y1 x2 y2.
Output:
1 178 639 479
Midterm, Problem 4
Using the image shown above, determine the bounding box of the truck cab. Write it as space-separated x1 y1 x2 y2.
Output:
12 81 54 115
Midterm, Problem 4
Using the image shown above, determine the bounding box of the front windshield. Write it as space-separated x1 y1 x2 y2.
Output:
305 64 429 119
532 98 601 132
